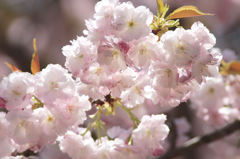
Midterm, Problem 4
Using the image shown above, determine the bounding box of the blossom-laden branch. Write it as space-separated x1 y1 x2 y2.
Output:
159 120 240 159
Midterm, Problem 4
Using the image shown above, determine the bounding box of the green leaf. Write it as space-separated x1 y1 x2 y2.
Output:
31 95 44 110
156 0 165 17
166 5 213 20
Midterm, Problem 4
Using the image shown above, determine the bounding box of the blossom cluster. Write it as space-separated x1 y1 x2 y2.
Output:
0 0 223 158
191 75 240 126
63 0 221 110
190 75 240 158
0 64 91 157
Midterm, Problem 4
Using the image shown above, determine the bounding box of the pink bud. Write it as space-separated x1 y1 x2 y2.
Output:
118 41 130 54
0 97 6 108
152 147 164 156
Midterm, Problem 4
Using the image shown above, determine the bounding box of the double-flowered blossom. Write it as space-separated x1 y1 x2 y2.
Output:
0 112 15 158
84 0 153 43
0 64 91 154
132 114 169 156
191 75 240 126
0 72 34 111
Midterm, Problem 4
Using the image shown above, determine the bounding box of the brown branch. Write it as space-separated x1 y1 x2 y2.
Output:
167 116 178 150
159 120 240 159
165 111 178 151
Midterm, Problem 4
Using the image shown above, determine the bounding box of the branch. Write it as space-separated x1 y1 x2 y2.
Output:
166 111 178 150
159 120 240 159
168 117 178 150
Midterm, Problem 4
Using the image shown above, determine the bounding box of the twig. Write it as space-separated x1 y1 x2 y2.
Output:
159 120 240 159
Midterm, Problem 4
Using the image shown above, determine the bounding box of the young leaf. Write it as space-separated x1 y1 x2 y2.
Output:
5 62 22 72
31 95 44 110
166 5 213 20
31 38 40 74
227 61 240 74
156 0 164 17
220 60 240 75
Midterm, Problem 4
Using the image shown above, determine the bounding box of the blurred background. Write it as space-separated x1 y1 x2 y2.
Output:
1 0 240 79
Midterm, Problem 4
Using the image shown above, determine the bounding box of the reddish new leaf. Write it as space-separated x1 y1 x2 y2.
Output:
31 38 40 74
220 60 240 75
167 5 213 20
228 61 240 74
5 62 22 72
